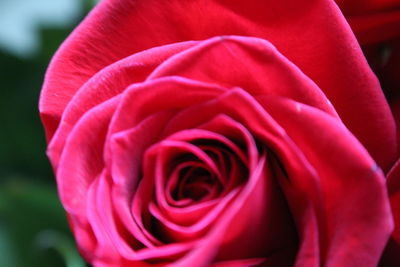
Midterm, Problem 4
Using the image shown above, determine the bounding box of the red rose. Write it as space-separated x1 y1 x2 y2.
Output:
39 0 397 266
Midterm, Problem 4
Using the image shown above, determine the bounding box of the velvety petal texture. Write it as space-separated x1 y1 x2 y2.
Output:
39 0 395 266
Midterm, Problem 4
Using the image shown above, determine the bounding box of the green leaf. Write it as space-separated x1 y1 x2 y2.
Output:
0 177 87 267
35 230 87 267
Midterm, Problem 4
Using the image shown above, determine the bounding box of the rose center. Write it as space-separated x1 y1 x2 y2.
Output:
173 166 220 201
162 138 249 207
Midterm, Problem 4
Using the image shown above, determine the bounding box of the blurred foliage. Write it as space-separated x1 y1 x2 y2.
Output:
0 0 98 266
0 178 85 267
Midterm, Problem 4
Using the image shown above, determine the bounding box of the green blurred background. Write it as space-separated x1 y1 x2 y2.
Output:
0 1 98 266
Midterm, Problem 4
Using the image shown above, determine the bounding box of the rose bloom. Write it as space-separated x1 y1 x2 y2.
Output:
39 0 398 266
334 1 400 265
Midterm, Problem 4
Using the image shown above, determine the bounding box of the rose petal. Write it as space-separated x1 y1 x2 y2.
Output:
55 96 119 262
258 95 393 266
147 189 239 242
57 96 119 215
148 36 338 117
105 76 226 142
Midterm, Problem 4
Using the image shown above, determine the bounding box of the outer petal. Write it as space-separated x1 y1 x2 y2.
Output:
56 96 119 261
57 96 119 216
361 39 400 147
44 41 196 143
39 0 397 169
258 96 393 266
147 36 338 118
